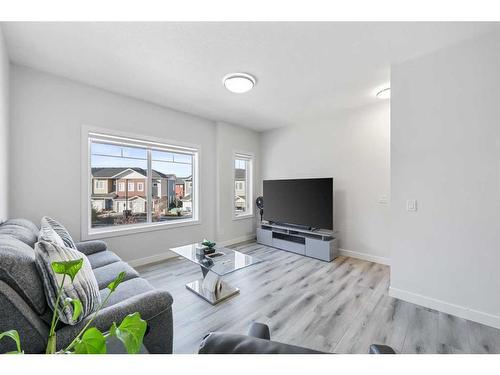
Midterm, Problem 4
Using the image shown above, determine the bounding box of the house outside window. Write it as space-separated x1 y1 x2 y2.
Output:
234 153 253 218
84 130 199 239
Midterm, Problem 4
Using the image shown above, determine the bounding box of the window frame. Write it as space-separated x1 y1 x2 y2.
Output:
81 126 201 240
232 151 254 220
137 182 144 192
95 180 105 190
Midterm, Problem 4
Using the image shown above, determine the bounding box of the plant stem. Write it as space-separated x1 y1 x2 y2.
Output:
46 274 66 354
63 290 113 353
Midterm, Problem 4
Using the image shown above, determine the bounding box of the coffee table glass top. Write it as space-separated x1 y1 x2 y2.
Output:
170 243 262 276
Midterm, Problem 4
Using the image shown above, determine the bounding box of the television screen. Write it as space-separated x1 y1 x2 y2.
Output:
263 178 333 229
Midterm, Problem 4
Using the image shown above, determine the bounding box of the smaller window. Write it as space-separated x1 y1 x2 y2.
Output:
234 153 253 217
95 180 105 190
128 182 135 191
137 182 144 192
118 182 125 192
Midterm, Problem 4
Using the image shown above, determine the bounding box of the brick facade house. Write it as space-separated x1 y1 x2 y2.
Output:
91 167 177 214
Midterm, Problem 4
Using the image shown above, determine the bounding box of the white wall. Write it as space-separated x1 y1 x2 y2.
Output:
10 65 259 263
0 27 9 221
390 31 500 328
261 102 391 263
215 122 261 244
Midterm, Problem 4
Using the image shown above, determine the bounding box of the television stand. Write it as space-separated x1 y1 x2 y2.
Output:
256 222 338 262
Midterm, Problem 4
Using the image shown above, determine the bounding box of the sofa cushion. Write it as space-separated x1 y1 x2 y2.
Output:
0 235 47 314
39 216 77 249
92 261 139 290
99 277 155 307
3 219 39 236
35 240 101 325
87 251 121 269
0 223 38 248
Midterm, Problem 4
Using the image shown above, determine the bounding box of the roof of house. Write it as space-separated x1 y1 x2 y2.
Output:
114 195 147 201
91 167 174 179
91 193 118 199
175 176 191 185
180 194 192 201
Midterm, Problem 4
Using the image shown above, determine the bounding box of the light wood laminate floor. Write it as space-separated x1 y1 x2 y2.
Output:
136 241 500 354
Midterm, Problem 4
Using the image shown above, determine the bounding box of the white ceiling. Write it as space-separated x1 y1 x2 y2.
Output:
2 22 498 131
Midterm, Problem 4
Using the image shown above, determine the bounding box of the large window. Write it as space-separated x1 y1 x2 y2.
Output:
234 153 253 217
86 131 198 236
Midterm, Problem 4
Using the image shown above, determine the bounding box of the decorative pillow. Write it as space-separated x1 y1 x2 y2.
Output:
34 240 101 325
39 216 77 250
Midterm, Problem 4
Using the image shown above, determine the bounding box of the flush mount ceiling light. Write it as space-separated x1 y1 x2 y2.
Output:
376 87 391 99
223 73 256 93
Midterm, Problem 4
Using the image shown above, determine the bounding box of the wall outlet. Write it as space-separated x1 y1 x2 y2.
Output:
406 200 417 212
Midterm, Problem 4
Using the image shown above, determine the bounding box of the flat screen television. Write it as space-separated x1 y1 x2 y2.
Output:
263 178 333 230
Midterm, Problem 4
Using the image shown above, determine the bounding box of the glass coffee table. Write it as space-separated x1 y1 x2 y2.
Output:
170 243 262 305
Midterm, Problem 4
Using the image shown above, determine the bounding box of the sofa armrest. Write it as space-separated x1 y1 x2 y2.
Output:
199 332 324 354
198 331 397 354
57 289 174 353
74 240 107 255
369 344 396 354
95 289 173 323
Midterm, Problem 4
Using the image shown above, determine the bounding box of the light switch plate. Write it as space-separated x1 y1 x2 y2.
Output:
406 200 417 212
378 195 389 205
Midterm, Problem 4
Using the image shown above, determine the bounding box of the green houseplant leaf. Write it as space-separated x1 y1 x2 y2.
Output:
65 298 83 322
0 330 22 354
51 259 84 282
107 271 126 292
73 327 106 354
108 313 147 354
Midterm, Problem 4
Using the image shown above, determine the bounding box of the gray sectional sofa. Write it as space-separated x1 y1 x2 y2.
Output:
0 218 173 354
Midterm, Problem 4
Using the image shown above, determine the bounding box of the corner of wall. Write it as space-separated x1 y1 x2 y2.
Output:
0 25 10 222
214 121 262 243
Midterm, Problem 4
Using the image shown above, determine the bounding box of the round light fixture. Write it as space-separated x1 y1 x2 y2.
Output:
376 87 391 99
223 73 256 93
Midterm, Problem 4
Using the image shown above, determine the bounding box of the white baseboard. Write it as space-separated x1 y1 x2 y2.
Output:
389 286 500 330
339 248 391 265
218 233 256 247
127 251 177 268
127 234 257 267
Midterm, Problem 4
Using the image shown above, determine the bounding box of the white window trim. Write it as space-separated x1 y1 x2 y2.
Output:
128 182 135 191
137 182 144 192
118 182 125 192
232 151 254 220
81 125 201 240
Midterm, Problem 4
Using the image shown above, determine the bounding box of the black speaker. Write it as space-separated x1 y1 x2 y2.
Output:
256 196 264 222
